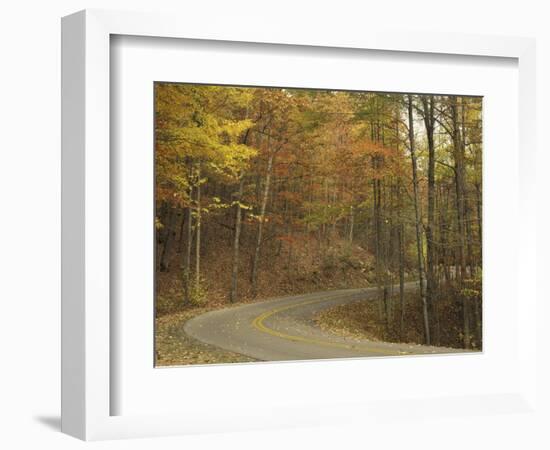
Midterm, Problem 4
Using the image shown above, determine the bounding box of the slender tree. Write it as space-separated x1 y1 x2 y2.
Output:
408 94 430 345
229 178 244 303
421 95 437 340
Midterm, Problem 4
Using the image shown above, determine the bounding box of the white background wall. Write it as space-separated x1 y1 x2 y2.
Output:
0 1 548 449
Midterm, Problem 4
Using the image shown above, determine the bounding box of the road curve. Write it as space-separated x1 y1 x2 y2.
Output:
184 282 468 362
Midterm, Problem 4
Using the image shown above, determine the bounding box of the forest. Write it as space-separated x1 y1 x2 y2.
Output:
155 83 482 365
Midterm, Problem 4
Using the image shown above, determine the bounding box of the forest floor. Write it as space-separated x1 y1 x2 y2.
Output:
315 292 478 350
156 287 471 367
155 233 381 365
155 306 256 366
179 286 466 363
155 232 476 365
156 228 377 315
315 292 426 345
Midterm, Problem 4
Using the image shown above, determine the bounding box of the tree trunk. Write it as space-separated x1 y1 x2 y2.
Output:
422 95 437 343
195 162 202 292
461 100 474 277
159 206 176 272
229 178 244 303
251 150 274 297
408 94 431 345
450 96 470 349
178 207 186 253
349 205 354 244
398 221 405 340
183 185 193 304
373 166 384 319
475 182 483 261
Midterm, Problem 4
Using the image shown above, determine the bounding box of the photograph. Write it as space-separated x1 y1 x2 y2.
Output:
154 83 482 366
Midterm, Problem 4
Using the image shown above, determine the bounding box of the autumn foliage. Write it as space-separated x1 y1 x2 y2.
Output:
155 83 482 350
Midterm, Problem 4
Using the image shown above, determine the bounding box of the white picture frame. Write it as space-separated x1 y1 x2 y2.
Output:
61 9 538 441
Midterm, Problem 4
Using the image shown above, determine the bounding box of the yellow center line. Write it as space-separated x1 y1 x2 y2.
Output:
251 293 404 356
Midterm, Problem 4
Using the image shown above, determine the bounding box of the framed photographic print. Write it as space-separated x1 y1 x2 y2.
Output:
62 9 538 441
153 82 481 366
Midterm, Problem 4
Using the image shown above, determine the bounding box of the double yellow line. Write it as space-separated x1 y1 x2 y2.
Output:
251 293 404 356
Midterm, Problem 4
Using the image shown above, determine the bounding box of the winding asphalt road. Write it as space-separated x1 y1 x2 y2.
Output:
184 282 467 361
